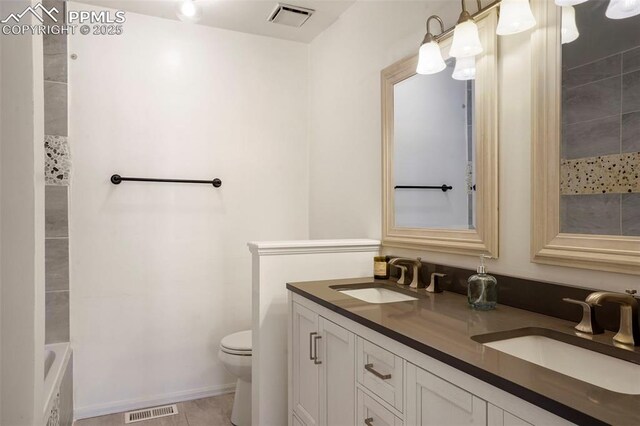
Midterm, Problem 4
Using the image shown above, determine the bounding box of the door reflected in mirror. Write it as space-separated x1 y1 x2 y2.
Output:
393 59 475 230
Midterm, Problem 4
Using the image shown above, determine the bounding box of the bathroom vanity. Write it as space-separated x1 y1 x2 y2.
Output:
287 278 640 426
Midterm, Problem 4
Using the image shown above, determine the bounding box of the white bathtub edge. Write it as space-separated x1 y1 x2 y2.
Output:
43 342 71 421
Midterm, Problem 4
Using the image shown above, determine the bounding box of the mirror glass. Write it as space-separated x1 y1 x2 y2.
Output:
560 2 640 236
393 59 476 229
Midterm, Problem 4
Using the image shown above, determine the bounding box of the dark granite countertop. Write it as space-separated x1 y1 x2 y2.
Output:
287 277 640 426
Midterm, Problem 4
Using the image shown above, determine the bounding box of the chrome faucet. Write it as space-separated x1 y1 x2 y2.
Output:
584 291 640 346
389 257 422 288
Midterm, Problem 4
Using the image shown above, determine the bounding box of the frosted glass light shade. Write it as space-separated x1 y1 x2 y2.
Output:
606 0 640 19
555 0 588 6
449 20 483 58
416 41 447 75
177 0 202 22
452 56 476 80
496 0 536 35
561 6 579 44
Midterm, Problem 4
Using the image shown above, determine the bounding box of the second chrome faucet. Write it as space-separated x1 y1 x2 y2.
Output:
564 290 640 346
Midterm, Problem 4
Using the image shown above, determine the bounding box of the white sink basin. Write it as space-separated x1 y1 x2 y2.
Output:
338 287 418 304
484 335 640 394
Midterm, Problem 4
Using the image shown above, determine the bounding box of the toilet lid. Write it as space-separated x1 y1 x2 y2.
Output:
221 330 252 353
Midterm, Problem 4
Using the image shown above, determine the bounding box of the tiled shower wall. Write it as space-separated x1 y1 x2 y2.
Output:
44 1 70 343
561 46 640 236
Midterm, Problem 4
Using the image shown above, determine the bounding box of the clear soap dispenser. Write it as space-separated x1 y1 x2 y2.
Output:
467 255 497 310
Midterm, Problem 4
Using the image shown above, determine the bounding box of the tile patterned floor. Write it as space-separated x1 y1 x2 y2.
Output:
74 393 234 426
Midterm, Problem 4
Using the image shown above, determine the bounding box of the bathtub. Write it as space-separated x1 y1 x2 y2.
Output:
44 343 72 425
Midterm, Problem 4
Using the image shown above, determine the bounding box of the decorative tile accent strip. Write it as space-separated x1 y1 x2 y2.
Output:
45 135 71 185
560 152 640 195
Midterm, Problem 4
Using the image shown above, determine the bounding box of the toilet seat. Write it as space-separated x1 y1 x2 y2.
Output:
220 330 252 356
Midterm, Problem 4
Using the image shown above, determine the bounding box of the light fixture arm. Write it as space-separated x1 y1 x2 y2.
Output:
433 0 499 42
426 15 445 35
461 0 483 13
422 15 445 44
458 0 483 23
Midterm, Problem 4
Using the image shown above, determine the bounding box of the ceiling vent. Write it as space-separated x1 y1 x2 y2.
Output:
268 3 315 27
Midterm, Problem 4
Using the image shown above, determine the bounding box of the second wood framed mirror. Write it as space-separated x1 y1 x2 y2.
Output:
531 0 640 274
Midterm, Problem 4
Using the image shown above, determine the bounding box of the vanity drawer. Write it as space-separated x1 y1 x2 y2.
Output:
357 389 403 426
357 337 404 412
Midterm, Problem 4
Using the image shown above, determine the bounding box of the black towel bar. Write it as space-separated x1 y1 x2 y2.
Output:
394 185 452 192
111 174 222 188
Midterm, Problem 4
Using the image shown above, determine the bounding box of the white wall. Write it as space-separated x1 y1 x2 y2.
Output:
68 3 309 417
0 1 46 424
308 1 640 292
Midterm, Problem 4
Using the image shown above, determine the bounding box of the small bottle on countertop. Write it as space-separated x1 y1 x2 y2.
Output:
468 255 497 310
373 255 389 279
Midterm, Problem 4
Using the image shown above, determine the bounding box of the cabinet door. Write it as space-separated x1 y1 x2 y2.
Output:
318 317 355 426
406 363 486 426
292 303 320 426
488 404 534 426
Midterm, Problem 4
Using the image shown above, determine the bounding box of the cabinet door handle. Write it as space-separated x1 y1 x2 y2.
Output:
365 363 391 380
364 418 374 426
313 334 322 364
309 332 317 361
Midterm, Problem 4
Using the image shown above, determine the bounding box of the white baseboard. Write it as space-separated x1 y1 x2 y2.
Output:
74 383 236 421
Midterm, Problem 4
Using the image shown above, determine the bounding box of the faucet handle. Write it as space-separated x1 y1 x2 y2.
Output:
395 265 408 285
426 273 446 293
408 261 423 289
563 298 604 335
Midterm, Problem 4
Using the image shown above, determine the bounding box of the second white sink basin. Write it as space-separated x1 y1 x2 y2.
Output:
484 335 640 394
338 287 418 304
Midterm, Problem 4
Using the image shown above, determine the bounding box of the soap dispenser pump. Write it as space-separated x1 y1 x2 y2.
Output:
467 255 497 310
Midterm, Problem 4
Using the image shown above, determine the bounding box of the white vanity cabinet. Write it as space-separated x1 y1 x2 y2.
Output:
289 294 574 426
291 302 355 426
406 363 486 426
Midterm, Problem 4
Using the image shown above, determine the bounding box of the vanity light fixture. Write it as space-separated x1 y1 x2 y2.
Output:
561 6 580 44
416 0 538 81
416 16 447 75
176 0 202 22
452 55 477 80
450 0 484 58
496 0 536 35
606 0 640 19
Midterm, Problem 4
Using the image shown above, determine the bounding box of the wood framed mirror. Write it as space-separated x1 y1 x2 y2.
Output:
381 9 498 257
531 0 640 274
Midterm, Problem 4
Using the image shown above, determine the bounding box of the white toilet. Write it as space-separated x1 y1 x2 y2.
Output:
219 330 252 426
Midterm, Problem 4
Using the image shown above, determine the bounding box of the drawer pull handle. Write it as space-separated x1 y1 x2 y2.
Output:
364 418 374 426
309 332 317 361
365 363 391 380
313 334 322 365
